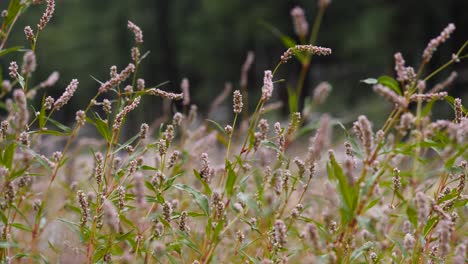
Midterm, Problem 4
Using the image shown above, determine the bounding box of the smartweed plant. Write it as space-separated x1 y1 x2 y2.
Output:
0 1 467 263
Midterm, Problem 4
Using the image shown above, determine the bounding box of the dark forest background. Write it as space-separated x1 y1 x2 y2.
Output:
1 0 467 129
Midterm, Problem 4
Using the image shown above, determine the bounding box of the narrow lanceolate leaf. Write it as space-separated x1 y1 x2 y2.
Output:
17 74 25 89
360 78 378 85
10 223 32 232
377 75 402 95
2 142 16 170
4 0 22 27
406 205 418 228
287 85 298 114
206 119 227 136
423 217 438 237
327 152 358 224
89 112 111 142
0 46 23 58
193 170 212 196
174 184 210 216
225 161 237 198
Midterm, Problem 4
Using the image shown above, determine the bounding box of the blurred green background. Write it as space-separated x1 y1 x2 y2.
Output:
1 0 467 127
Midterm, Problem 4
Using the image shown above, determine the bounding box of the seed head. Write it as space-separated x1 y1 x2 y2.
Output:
454 98 462 124
113 96 141 132
262 70 273 102
103 199 119 230
140 123 149 139
128 20 143 44
147 88 183 100
131 47 140 62
9 61 18 79
54 79 79 110
21 51 37 75
415 192 429 223
98 63 135 94
167 151 180 168
137 78 145 91
290 6 308 39
429 71 457 93
163 201 172 222
40 71 60 88
75 110 86 126
273 220 287 249
38 0 55 31
233 90 243 114
1 80 11 93
373 84 408 109
179 211 189 232
422 23 455 63
77 190 89 226
313 82 332 105
181 78 190 106
240 51 255 88
24 26 35 41
13 89 29 129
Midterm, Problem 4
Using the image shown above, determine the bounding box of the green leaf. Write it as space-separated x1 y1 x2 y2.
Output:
163 174 181 192
362 198 380 213
174 184 210 216
0 242 19 248
225 161 237 198
10 222 32 232
260 140 280 153
113 135 139 154
360 78 378 85
260 21 307 64
93 245 107 262
57 218 84 242
47 240 60 254
406 205 418 228
212 219 225 244
421 99 436 117
31 129 68 137
423 217 438 237
260 21 296 48
287 85 298 114
0 46 23 58
378 76 402 95
350 241 375 262
119 214 137 229
23 148 53 173
17 74 25 89
193 170 212 196
437 188 459 203
39 95 47 128
0 211 8 224
2 142 16 170
115 230 135 244
327 152 357 224
206 119 226 135
91 113 111 142
445 95 468 114
45 117 72 133
4 0 22 28
176 230 201 255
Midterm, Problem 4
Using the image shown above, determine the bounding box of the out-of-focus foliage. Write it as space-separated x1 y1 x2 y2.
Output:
1 0 467 124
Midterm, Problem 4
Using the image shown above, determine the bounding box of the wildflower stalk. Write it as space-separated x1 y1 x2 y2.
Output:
293 5 326 112
424 40 467 82
0 10 20 50
220 113 238 188
30 92 99 258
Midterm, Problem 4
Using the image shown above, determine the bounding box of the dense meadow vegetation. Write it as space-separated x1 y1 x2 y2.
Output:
0 1 467 263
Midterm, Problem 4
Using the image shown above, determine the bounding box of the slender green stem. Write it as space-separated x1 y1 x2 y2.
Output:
308 7 325 46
